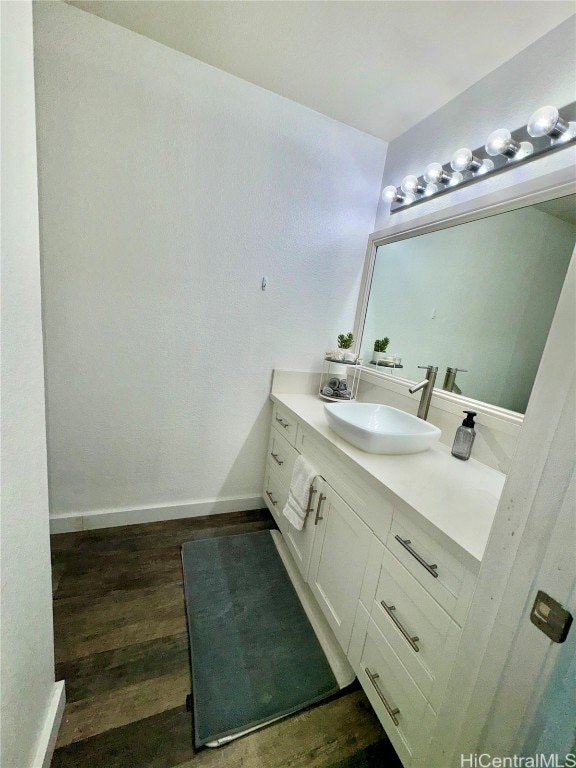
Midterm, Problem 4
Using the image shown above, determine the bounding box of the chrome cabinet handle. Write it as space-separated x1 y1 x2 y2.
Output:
275 416 290 429
306 484 317 514
270 452 284 466
365 668 400 726
314 493 326 525
394 535 438 578
381 601 420 652
266 491 278 507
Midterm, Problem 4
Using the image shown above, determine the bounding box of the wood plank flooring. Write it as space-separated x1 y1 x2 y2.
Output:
50 510 402 767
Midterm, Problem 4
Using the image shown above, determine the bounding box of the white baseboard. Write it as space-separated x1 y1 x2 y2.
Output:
49 495 265 534
32 680 65 768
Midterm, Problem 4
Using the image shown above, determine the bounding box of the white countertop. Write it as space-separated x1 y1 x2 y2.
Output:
272 393 506 568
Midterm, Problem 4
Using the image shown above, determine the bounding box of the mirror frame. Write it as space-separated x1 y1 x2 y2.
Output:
353 166 576 423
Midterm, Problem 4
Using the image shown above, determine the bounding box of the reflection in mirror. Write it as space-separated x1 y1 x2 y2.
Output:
360 194 576 413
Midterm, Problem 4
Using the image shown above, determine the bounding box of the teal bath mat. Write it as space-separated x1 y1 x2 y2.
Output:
182 530 340 747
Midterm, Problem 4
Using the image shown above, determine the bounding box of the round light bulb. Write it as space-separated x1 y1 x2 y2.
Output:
424 183 438 196
485 129 533 160
423 163 449 185
485 128 513 157
382 185 399 203
527 105 560 137
527 105 576 143
451 148 494 175
401 175 423 195
451 147 475 172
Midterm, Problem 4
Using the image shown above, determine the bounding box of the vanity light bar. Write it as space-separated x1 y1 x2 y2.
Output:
385 101 576 214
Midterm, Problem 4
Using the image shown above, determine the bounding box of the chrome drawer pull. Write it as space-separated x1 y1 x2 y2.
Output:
381 601 420 652
270 452 284 466
266 491 278 507
365 668 400 726
314 493 326 525
275 416 291 429
394 535 438 578
306 484 317 514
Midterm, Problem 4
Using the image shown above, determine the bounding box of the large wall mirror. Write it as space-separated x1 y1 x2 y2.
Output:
358 192 576 414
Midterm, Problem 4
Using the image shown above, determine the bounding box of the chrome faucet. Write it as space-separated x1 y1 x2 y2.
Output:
443 366 467 395
408 365 438 420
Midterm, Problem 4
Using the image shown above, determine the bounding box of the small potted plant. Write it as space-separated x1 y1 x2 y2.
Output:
373 336 390 363
337 332 358 363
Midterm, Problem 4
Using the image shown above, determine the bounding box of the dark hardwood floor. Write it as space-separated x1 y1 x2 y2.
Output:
50 509 402 767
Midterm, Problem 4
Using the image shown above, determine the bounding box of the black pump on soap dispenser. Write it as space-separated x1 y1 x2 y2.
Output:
451 410 477 461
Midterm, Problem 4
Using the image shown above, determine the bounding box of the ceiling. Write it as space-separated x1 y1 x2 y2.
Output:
66 1 575 142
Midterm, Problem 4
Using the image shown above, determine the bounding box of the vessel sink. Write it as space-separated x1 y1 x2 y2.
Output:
324 402 441 455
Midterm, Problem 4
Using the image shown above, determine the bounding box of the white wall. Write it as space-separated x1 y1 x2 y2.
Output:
33 3 387 528
374 16 576 231
0 3 63 766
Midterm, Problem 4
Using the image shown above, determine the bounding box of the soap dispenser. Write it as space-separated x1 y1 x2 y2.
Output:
451 410 477 461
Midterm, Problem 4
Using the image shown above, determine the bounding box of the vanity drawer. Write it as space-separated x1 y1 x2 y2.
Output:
266 427 299 487
358 618 433 766
271 402 298 447
263 466 289 531
387 515 475 625
372 548 461 710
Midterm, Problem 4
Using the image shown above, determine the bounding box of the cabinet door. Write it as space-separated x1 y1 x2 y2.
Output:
283 475 321 581
308 483 372 652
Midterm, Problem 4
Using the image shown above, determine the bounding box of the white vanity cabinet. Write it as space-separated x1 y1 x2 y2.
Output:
357 618 436 765
371 548 462 711
263 393 502 768
350 513 476 765
263 405 377 651
263 403 321 581
307 480 372 651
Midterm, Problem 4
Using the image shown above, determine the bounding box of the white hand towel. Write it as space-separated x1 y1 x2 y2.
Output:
282 455 318 531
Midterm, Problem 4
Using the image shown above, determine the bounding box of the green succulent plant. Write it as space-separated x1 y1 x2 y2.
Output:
337 332 354 349
374 337 390 353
